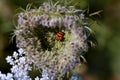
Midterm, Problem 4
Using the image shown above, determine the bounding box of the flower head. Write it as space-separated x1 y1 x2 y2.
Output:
0 1 94 80
14 1 92 79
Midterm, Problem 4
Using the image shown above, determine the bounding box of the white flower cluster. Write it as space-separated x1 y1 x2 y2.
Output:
0 1 93 80
0 48 43 80
1 49 28 80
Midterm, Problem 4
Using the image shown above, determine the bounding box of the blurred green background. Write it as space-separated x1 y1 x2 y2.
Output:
0 0 120 80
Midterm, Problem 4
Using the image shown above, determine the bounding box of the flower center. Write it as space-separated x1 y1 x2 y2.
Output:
31 25 70 52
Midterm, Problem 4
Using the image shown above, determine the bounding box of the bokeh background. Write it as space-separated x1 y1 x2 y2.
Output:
0 0 120 80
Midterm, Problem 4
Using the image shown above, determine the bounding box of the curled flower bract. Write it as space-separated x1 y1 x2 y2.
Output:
13 1 92 80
